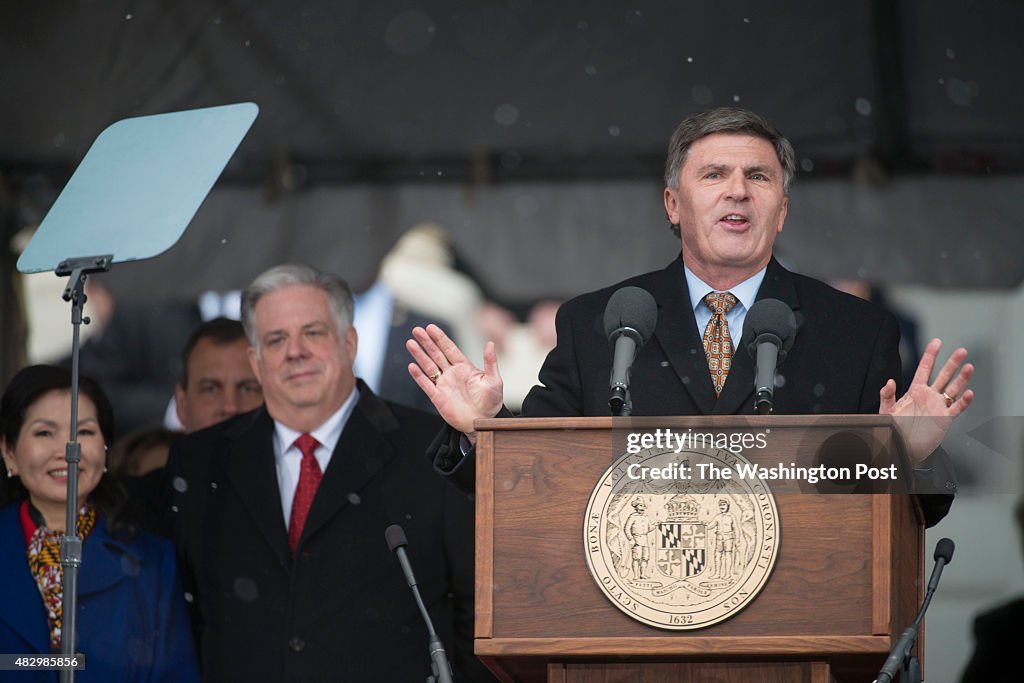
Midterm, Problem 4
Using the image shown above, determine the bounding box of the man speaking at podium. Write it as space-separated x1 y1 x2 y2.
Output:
406 107 972 528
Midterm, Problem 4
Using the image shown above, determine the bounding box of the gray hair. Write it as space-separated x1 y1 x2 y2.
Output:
664 108 796 236
241 264 354 353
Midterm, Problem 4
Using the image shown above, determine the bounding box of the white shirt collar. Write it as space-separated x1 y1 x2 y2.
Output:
272 386 360 458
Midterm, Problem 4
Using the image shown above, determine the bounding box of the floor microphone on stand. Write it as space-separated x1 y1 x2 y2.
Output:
386 524 455 683
873 538 955 683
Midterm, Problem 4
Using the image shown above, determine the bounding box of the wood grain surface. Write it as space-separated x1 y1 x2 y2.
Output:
473 417 923 682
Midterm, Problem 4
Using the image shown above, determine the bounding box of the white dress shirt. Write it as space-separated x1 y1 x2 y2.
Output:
271 388 360 528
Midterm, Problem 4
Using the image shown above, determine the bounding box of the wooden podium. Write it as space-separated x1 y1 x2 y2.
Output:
471 415 924 683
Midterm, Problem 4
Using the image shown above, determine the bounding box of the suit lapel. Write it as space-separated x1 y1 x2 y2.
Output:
298 387 398 550
222 409 291 566
714 258 801 415
0 506 50 653
648 259 718 414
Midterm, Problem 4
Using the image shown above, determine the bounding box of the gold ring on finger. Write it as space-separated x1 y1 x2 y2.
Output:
942 391 954 406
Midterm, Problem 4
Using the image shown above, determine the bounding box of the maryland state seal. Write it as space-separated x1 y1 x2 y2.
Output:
583 444 780 629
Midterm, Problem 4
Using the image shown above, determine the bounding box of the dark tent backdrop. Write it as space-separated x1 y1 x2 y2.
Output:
2 0 1023 358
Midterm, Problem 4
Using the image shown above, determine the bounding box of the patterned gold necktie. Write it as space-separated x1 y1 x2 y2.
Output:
702 292 738 396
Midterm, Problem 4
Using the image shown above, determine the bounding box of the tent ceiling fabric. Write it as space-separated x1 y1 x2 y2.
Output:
2 1 1022 294
0 2 880 166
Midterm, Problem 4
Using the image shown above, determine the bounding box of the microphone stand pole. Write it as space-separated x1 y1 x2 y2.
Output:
55 255 112 683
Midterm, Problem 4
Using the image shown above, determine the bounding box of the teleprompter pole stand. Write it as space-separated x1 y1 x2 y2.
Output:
54 255 112 683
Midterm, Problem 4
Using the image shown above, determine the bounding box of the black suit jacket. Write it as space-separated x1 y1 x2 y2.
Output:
960 596 1024 682
431 257 954 525
165 382 492 682
524 257 899 417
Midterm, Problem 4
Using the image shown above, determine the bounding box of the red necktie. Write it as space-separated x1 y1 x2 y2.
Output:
288 433 322 553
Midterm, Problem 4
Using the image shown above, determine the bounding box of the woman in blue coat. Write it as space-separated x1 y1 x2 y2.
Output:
0 365 198 682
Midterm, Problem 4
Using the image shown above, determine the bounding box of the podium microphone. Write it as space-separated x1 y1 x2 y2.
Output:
873 538 955 683
603 287 658 416
385 525 455 683
744 298 797 415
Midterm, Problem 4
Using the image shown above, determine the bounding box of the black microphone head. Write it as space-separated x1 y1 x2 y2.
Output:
385 524 408 552
745 298 797 360
603 286 658 344
934 537 955 564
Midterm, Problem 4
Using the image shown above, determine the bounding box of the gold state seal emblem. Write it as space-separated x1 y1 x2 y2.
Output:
583 445 780 629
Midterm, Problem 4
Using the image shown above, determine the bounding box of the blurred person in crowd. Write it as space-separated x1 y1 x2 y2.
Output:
380 222 488 365
483 298 562 412
107 425 178 477
831 279 922 392
111 318 263 533
174 317 263 433
0 365 198 681
60 279 203 434
961 495 1024 682
352 278 438 413
164 264 492 681
380 222 563 410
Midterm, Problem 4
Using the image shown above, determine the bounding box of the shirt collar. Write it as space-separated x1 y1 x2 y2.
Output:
683 264 767 313
273 387 360 455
